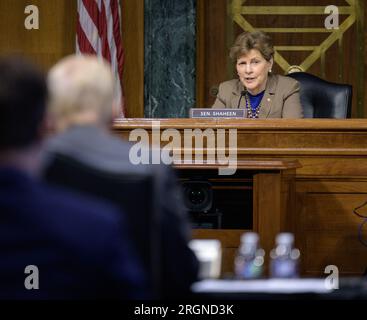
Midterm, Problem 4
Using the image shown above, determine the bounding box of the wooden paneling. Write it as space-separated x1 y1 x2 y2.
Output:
113 118 367 277
178 160 298 275
0 0 144 117
121 0 144 118
0 0 76 71
196 0 230 108
297 180 367 275
187 167 297 275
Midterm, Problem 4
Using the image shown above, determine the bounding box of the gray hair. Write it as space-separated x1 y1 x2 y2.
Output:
47 55 115 130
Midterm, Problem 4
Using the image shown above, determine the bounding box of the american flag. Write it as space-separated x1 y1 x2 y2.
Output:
76 0 125 118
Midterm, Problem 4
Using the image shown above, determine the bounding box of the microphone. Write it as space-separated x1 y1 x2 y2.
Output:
237 90 247 109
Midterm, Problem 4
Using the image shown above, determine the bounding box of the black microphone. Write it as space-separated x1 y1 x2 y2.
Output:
237 90 247 109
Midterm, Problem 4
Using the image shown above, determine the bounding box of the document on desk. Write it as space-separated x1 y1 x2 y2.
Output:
192 279 333 294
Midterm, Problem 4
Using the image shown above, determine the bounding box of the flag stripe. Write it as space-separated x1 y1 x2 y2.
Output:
78 3 100 53
100 0 112 62
82 0 100 33
76 13 97 55
110 0 125 116
76 0 125 117
104 0 116 68
111 0 124 79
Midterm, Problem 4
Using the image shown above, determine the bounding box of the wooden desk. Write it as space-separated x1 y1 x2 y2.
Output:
113 118 367 277
173 159 300 274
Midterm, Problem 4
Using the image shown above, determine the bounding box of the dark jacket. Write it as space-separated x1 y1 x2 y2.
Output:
0 167 147 299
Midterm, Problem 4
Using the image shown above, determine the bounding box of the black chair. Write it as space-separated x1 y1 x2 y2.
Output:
287 72 352 118
43 153 161 298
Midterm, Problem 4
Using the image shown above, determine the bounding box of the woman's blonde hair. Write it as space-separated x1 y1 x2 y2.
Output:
229 31 274 61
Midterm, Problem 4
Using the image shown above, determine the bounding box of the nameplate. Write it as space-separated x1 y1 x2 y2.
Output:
190 108 245 118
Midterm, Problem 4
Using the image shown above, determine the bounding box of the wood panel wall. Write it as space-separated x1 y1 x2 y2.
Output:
121 0 144 117
0 0 144 118
0 0 76 71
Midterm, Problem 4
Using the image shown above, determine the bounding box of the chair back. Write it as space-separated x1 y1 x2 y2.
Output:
287 72 352 118
44 153 161 298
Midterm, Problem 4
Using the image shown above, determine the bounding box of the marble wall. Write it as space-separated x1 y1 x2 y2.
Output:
144 0 196 118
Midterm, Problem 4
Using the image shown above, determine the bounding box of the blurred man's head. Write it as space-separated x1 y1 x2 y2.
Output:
0 57 47 151
47 55 115 131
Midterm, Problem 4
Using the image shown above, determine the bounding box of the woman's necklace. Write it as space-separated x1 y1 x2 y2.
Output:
244 93 261 119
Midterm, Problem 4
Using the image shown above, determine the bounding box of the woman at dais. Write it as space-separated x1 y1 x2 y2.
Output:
212 31 303 118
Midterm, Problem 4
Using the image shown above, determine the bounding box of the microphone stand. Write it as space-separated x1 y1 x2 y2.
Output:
237 90 247 109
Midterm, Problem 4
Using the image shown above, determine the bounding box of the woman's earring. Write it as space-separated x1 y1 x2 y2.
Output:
269 69 272 73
